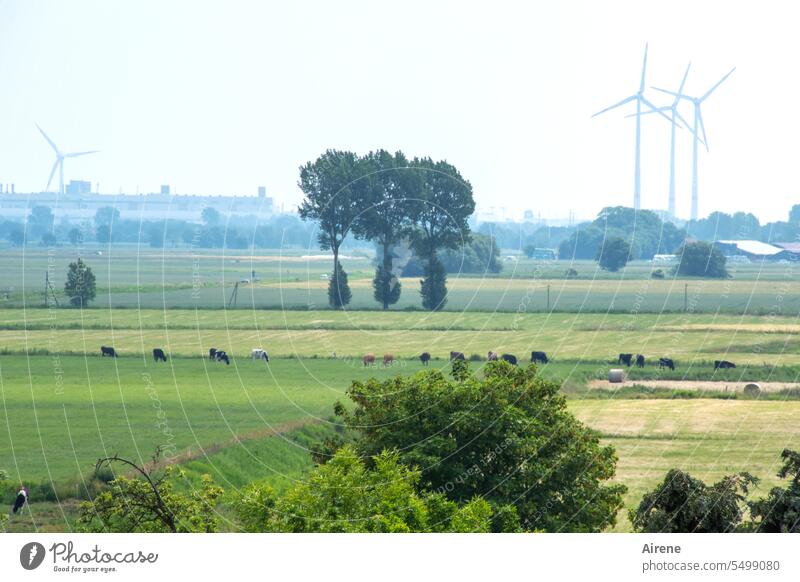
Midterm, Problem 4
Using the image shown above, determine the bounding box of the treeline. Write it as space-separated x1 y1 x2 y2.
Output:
1 205 318 250
297 149 476 311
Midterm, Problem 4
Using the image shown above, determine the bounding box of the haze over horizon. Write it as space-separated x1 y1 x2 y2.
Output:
0 1 797 223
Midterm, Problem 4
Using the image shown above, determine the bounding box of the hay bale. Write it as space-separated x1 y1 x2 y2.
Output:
608 369 626 383
743 383 762 397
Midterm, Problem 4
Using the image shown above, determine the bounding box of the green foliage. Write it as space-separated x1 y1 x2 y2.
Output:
64 259 96 307
95 224 111 244
749 449 800 532
93 206 120 229
596 236 631 271
201 206 221 226
523 243 537 258
67 228 83 245
372 263 401 308
231 445 510 532
630 469 757 532
28 205 54 238
78 467 223 533
675 241 729 278
333 361 626 532
402 233 501 276
328 260 352 309
420 253 447 311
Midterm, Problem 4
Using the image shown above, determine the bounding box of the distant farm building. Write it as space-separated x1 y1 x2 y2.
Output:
713 240 799 262
530 248 557 260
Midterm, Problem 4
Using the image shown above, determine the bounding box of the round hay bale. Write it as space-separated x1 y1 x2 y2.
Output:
608 369 626 383
743 382 762 397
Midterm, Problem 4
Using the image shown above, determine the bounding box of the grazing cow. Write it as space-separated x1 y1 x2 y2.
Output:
501 353 518 366
209 348 218 360
153 348 167 362
487 351 499 361
531 351 549 364
383 353 394 367
251 348 269 362
659 357 675 370
635 354 645 368
100 346 117 358
363 353 376 367
714 360 736 369
419 352 431 366
450 351 465 361
214 350 230 365
618 353 633 367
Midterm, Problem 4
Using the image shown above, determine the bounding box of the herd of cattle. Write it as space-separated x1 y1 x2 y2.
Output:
98 345 737 371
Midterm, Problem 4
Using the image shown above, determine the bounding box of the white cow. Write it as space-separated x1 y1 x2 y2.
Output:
251 348 269 362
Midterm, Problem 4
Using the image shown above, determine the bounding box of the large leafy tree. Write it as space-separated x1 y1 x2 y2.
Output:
355 150 416 310
231 446 513 533
630 469 756 533
28 205 54 238
596 236 631 271
298 150 364 309
64 258 96 307
749 449 800 532
675 241 728 278
408 157 475 311
332 361 626 532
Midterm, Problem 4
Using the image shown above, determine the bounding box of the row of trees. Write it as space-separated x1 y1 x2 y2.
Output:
298 150 475 310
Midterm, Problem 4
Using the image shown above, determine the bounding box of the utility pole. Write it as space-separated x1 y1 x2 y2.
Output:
227 281 239 308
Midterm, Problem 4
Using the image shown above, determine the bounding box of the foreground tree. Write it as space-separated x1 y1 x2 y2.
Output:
675 241 728 278
630 469 756 533
64 259 96 307
331 361 626 532
596 236 631 271
231 445 514 533
356 150 416 310
298 150 363 308
408 158 475 311
749 449 800 532
77 453 223 533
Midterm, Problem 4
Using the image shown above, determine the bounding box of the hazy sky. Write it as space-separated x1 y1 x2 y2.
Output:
0 1 797 221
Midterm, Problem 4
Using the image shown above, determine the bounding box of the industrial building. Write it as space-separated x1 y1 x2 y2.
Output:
713 240 800 262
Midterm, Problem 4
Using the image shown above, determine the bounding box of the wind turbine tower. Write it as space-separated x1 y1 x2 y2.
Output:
36 124 99 195
592 44 673 211
653 67 735 220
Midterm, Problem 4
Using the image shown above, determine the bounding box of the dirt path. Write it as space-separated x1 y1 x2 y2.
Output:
587 379 800 393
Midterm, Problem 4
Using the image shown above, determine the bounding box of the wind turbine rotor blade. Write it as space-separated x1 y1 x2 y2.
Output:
698 108 709 151
673 109 696 135
64 150 99 158
700 67 736 102
591 95 636 117
639 43 649 93
674 63 691 106
36 124 60 154
625 106 670 118
652 86 682 99
45 159 59 192
640 96 676 125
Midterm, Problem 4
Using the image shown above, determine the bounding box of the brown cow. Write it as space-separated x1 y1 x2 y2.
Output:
487 351 499 361
383 353 394 367
363 353 376 367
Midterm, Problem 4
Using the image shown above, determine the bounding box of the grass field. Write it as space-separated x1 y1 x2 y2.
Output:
2 245 800 313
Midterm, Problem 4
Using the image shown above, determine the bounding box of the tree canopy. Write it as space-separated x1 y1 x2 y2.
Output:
675 241 728 278
64 259 97 307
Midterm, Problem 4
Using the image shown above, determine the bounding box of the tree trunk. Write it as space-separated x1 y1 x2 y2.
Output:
382 242 391 310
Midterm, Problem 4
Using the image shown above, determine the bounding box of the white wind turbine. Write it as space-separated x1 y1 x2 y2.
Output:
37 124 99 194
653 67 735 220
592 44 674 211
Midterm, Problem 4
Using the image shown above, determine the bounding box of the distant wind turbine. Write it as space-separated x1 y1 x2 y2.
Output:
653 67 735 220
592 44 674 211
37 124 99 194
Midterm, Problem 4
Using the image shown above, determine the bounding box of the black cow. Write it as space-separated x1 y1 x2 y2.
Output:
209 348 218 360
635 354 645 368
153 348 167 362
501 353 518 366
659 357 675 370
214 350 230 365
419 352 431 366
531 351 549 364
714 360 736 369
101 346 117 358
450 351 465 361
618 353 633 366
